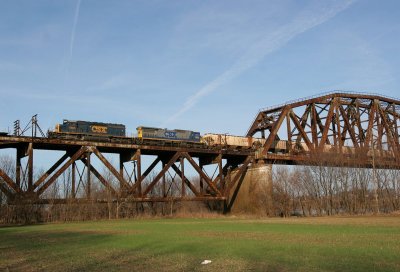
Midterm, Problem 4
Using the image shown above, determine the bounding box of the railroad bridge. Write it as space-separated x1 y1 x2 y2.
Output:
0 92 399 211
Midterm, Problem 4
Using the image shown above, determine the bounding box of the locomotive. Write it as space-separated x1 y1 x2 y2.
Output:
137 126 201 143
48 120 126 140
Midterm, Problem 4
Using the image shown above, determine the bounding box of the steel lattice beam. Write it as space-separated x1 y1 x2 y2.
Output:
248 92 400 168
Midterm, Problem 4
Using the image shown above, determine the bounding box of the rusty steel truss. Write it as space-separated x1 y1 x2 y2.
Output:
0 135 252 211
248 92 400 168
0 92 399 210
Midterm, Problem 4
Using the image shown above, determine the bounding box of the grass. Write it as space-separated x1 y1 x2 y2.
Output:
1 216 400 271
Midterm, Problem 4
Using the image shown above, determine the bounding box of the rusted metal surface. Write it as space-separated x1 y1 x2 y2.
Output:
33 153 69 190
170 163 199 197
80 157 118 197
0 168 21 194
0 92 399 211
36 147 87 196
142 152 181 196
182 152 221 196
0 135 252 156
90 146 130 190
248 92 400 169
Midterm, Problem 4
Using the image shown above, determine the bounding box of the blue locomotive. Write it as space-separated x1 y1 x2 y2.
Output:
49 120 126 139
137 126 201 143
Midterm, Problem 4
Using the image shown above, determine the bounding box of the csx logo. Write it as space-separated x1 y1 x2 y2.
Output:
91 126 107 134
164 131 176 138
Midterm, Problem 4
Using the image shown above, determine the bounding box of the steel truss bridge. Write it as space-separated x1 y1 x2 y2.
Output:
0 92 399 211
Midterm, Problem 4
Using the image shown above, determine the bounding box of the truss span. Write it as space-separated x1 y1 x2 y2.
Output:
247 91 400 168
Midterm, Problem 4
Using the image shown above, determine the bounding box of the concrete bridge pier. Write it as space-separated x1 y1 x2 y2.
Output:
229 162 273 215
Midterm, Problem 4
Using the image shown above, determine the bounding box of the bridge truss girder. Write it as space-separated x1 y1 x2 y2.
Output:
248 93 400 168
0 143 251 211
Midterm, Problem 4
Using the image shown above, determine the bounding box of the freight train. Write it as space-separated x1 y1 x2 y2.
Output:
48 119 282 150
45 119 394 156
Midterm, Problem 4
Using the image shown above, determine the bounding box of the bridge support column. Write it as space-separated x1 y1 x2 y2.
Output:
229 162 273 215
136 150 142 197
15 147 24 189
27 143 33 193
71 162 76 199
86 152 91 199
199 161 204 195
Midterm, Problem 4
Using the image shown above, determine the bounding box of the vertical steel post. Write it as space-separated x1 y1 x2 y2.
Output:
86 152 91 199
119 155 124 178
119 153 124 192
286 112 292 153
311 103 318 148
335 105 342 151
27 143 33 193
71 162 76 199
16 148 22 189
225 167 232 198
162 161 166 197
218 154 224 191
181 157 185 197
136 150 142 196
393 103 399 149
199 161 203 195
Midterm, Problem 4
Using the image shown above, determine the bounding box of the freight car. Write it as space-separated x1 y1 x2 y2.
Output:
202 133 290 151
137 126 201 143
202 133 265 149
48 120 126 140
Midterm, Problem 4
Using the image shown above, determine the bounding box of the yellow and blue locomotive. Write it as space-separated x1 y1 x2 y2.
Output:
48 120 125 140
136 126 201 143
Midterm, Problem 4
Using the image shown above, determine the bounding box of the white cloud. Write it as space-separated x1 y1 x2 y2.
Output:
64 0 82 84
163 0 356 126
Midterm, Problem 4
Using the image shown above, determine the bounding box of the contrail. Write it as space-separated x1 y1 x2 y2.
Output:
162 0 356 126
65 0 82 84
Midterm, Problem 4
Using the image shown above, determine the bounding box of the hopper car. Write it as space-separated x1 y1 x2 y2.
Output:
202 133 289 151
202 133 264 149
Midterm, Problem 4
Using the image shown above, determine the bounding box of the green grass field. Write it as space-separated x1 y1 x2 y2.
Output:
1 216 400 271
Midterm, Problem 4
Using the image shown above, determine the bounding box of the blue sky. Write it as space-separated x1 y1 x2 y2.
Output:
0 0 399 136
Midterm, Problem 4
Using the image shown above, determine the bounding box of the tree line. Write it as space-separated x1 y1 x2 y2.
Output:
269 162 400 217
1 153 399 224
